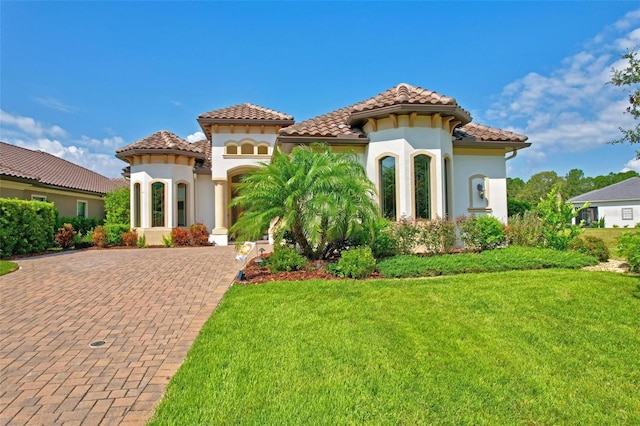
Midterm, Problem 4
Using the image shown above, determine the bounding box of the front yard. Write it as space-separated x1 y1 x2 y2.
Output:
149 269 640 425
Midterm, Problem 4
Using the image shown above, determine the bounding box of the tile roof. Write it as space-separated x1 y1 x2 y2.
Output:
456 122 528 142
191 139 212 171
198 103 294 122
279 83 471 140
115 130 205 159
0 141 119 194
568 177 640 203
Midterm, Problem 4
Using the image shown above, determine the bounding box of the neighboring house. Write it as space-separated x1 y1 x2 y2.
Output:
116 83 530 245
569 177 640 228
0 141 124 219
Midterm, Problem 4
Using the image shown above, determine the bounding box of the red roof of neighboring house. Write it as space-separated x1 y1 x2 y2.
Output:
0 141 120 195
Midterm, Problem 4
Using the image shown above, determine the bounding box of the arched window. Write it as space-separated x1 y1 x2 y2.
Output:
151 182 165 227
414 154 431 219
257 144 268 155
226 144 238 155
133 183 141 228
379 156 396 220
241 143 254 155
177 183 187 227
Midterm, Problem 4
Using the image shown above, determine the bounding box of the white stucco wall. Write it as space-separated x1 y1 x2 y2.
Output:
194 174 215 231
210 133 278 179
574 200 640 228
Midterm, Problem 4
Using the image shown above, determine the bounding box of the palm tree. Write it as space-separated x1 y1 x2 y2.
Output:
230 144 380 260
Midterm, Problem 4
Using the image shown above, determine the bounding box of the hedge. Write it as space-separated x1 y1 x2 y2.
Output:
0 198 56 257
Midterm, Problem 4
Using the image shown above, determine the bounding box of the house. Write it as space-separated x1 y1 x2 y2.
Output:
115 83 530 245
0 141 125 219
569 177 640 228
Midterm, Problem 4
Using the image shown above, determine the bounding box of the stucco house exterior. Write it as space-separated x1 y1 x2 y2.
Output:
115 83 530 246
0 141 125 219
569 177 640 228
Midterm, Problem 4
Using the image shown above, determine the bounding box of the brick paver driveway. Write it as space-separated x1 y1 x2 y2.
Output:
0 246 239 425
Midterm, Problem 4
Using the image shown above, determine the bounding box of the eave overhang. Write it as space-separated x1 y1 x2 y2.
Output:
347 104 472 127
276 134 370 146
115 148 206 161
198 117 296 139
453 139 531 152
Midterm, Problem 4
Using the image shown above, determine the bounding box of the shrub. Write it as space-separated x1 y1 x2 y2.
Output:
416 217 456 255
506 211 544 247
0 198 56 256
328 247 376 279
74 231 94 249
171 227 191 246
369 218 398 259
162 235 174 248
618 231 640 272
457 215 506 252
104 187 130 226
568 236 610 262
263 246 307 273
121 229 139 247
55 216 102 235
92 226 108 248
105 224 129 246
508 198 531 217
391 218 420 255
55 223 76 249
189 223 210 246
536 186 584 250
137 234 148 248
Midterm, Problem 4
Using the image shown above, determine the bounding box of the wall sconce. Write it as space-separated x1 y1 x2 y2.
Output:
476 183 485 199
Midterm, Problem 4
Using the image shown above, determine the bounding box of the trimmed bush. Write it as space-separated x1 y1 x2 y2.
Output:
618 232 640 272
92 226 108 248
55 223 76 249
121 229 139 247
171 227 191 247
264 246 307 273
0 198 56 256
189 223 210 246
568 236 610 262
55 216 103 235
105 224 129 246
328 247 376 279
457 215 506 252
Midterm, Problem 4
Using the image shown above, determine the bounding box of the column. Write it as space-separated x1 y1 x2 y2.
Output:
211 179 228 246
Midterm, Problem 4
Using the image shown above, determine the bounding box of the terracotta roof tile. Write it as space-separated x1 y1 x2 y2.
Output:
199 103 294 121
191 139 212 170
280 83 469 139
457 122 528 142
115 130 205 158
0 141 119 194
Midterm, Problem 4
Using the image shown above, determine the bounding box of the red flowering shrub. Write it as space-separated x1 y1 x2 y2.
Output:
121 229 139 247
171 227 191 246
189 223 210 246
55 223 76 249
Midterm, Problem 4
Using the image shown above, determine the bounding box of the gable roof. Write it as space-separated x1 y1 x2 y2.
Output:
568 177 640 203
277 83 527 147
115 130 206 160
0 141 119 195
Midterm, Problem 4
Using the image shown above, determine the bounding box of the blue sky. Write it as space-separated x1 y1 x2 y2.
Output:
1 1 639 180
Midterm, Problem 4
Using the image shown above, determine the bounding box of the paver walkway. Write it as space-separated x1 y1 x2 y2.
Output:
0 246 241 425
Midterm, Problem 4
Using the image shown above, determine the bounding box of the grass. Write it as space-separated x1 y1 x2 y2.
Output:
149 270 640 425
583 227 637 258
0 260 19 275
377 246 597 278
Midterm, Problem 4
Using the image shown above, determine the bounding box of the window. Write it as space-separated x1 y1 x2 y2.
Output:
151 182 165 227
77 201 88 218
241 143 254 155
177 183 187 227
379 156 396 220
257 145 268 155
133 183 141 227
414 154 431 219
31 195 47 202
622 208 633 220
226 144 238 155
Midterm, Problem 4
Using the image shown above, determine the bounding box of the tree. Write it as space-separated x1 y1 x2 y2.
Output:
610 48 640 157
536 185 585 250
518 171 564 207
230 145 380 260
562 168 594 199
506 177 526 200
104 186 130 226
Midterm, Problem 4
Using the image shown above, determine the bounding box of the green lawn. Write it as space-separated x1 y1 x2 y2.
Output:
0 260 19 275
583 227 634 258
149 270 640 425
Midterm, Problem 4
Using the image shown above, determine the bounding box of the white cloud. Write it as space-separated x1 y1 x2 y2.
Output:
35 96 77 113
622 157 640 172
186 131 205 142
0 109 66 137
79 135 125 150
486 10 640 175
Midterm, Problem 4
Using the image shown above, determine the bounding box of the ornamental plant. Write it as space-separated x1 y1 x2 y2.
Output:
121 229 139 247
189 223 209 246
263 246 307 273
568 236 610 262
617 231 640 272
92 226 108 248
55 223 76 249
457 215 506 252
416 217 457 255
171 227 191 246
328 247 376 279
536 186 585 250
